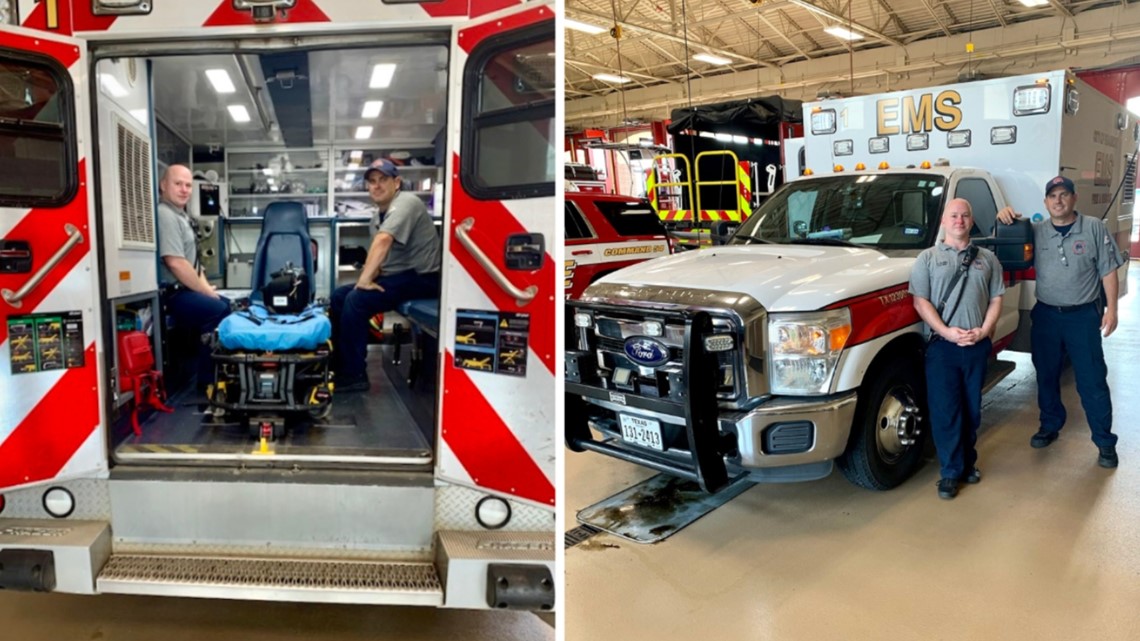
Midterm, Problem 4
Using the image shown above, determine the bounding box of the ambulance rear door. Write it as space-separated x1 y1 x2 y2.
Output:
435 1 555 509
0 24 108 493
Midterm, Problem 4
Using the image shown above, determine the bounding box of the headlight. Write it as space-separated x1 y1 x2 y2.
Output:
768 309 852 395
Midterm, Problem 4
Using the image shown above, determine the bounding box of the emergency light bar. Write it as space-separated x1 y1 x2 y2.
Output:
1013 83 1051 116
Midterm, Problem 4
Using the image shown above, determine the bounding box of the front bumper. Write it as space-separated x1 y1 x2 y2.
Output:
725 392 857 469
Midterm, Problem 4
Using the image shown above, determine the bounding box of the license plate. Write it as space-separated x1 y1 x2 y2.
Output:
619 414 664 451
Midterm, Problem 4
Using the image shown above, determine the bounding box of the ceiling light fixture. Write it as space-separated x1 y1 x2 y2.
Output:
1016 0 1049 5
361 100 384 119
355 126 374 140
205 69 236 93
823 26 863 41
693 53 732 65
369 64 396 89
565 18 606 35
227 105 251 123
593 73 631 84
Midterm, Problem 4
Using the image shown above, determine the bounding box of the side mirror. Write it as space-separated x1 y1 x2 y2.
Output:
975 218 1034 271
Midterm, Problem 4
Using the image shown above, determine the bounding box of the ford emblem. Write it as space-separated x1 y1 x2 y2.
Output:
623 336 670 367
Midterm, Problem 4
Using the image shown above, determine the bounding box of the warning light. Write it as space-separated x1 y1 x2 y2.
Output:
834 164 845 172
854 163 866 170
803 168 814 176
966 42 974 53
879 162 890 170
920 160 932 169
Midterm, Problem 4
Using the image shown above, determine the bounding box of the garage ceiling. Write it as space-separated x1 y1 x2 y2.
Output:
566 0 1140 126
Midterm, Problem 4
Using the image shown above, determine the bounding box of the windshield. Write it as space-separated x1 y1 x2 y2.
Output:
733 173 947 249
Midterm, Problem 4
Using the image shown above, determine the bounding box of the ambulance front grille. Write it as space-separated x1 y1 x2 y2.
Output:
97 554 443 605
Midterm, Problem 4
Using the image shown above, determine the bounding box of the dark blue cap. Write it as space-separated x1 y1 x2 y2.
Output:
1045 175 1075 196
363 158 399 181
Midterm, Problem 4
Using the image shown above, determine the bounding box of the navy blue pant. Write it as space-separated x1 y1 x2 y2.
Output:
1030 302 1116 447
925 337 991 480
164 289 230 390
330 271 440 381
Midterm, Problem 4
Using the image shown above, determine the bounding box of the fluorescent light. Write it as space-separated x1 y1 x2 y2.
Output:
227 105 251 123
824 26 863 41
565 18 606 35
593 73 631 84
99 74 127 97
1017 0 1049 5
715 133 733 142
355 126 374 140
129 109 148 124
369 64 396 89
205 69 236 94
361 100 384 118
693 53 732 65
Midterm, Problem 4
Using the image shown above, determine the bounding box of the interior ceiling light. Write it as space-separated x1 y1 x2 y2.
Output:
355 126 374 140
205 69 236 94
593 73 631 84
565 18 606 35
227 105 251 123
361 100 384 119
369 63 396 89
99 74 128 97
1017 0 1049 5
824 25 863 41
693 53 732 65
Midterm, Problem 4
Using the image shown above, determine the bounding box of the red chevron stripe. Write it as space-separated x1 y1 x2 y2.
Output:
441 356 553 505
204 0 330 26
0 160 92 346
825 283 920 346
0 344 99 489
448 154 553 374
1 26 81 67
454 4 552 52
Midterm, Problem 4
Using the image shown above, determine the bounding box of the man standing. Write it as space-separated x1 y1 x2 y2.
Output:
330 158 441 392
910 198 1005 500
157 164 230 394
997 175 1124 468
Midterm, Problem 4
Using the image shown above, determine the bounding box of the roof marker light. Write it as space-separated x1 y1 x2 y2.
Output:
834 164 845 172
879 162 890 170
920 160 932 169
854 163 866 170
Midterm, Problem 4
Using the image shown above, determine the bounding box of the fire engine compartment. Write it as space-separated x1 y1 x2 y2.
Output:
92 35 451 469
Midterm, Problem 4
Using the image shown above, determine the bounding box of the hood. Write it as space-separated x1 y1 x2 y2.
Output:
586 245 915 311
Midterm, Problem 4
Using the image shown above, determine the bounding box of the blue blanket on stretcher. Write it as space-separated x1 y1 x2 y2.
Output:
217 304 331 351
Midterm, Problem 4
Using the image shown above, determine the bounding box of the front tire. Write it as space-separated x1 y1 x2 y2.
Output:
837 354 928 490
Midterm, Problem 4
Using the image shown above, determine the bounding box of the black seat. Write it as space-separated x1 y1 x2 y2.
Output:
250 201 315 304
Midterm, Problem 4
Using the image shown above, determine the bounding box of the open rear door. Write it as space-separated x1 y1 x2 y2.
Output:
0 25 107 492
435 2 555 509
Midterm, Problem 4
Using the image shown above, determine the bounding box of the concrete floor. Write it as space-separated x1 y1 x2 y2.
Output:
566 282 1140 641
0 593 554 640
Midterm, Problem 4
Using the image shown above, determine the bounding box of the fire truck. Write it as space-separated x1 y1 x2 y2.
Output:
0 0 555 610
646 96 803 248
567 70 1132 493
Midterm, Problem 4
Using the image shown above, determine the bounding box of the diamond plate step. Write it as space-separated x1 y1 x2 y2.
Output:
97 554 442 605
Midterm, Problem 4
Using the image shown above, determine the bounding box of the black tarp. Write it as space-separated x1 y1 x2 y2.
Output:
667 96 802 138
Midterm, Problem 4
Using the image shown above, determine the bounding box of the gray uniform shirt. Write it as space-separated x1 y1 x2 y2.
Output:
1031 213 1123 307
157 200 197 286
370 190 441 276
909 242 1006 333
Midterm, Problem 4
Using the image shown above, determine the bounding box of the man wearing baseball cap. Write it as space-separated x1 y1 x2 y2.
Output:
329 158 441 392
996 175 1124 467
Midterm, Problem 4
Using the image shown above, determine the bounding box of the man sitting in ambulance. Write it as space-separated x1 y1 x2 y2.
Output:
329 158 442 392
157 164 230 394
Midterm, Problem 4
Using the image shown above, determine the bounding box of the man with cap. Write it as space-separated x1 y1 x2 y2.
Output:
329 158 442 392
911 198 1005 499
996 175 1124 468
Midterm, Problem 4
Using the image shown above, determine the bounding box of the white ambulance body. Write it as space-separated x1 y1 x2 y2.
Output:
0 0 555 610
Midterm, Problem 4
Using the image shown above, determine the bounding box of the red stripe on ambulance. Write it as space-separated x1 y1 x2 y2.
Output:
204 0 330 26
826 283 920 347
454 4 550 51
1 28 81 67
440 358 555 505
0 344 98 488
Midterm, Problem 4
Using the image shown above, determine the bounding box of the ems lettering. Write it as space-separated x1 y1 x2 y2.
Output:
877 91 962 136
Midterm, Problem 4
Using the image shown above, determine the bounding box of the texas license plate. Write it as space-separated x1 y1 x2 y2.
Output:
619 414 664 451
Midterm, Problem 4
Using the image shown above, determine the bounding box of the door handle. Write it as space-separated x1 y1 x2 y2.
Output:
2 224 85 309
455 218 537 307
571 250 593 256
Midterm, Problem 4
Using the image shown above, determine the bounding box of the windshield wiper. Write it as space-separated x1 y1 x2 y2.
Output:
731 234 773 245
788 237 860 247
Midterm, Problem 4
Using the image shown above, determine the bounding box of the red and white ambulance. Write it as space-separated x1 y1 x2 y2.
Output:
564 192 671 300
0 0 555 610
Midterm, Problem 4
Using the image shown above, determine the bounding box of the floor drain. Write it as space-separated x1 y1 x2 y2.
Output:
564 524 601 549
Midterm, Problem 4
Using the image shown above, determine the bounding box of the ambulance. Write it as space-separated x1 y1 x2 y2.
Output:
567 70 1132 493
0 0 555 610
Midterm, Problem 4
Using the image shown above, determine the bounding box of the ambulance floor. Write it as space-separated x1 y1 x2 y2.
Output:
114 346 432 466
0 592 554 641
565 281 1140 641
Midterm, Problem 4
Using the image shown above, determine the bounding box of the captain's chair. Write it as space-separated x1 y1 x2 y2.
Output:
250 201 316 304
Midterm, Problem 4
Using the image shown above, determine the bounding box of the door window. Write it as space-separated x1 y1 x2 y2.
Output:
565 201 595 240
0 52 77 207
954 178 999 237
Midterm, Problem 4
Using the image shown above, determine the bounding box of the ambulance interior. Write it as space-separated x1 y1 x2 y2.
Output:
95 39 451 469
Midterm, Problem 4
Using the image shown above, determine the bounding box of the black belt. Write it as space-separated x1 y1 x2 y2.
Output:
1039 301 1096 313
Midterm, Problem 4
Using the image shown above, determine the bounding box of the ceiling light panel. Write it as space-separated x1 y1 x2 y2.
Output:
693 53 731 65
369 64 396 89
361 100 384 118
206 69 236 93
227 105 251 123
823 26 863 41
565 19 606 35
355 126 374 140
